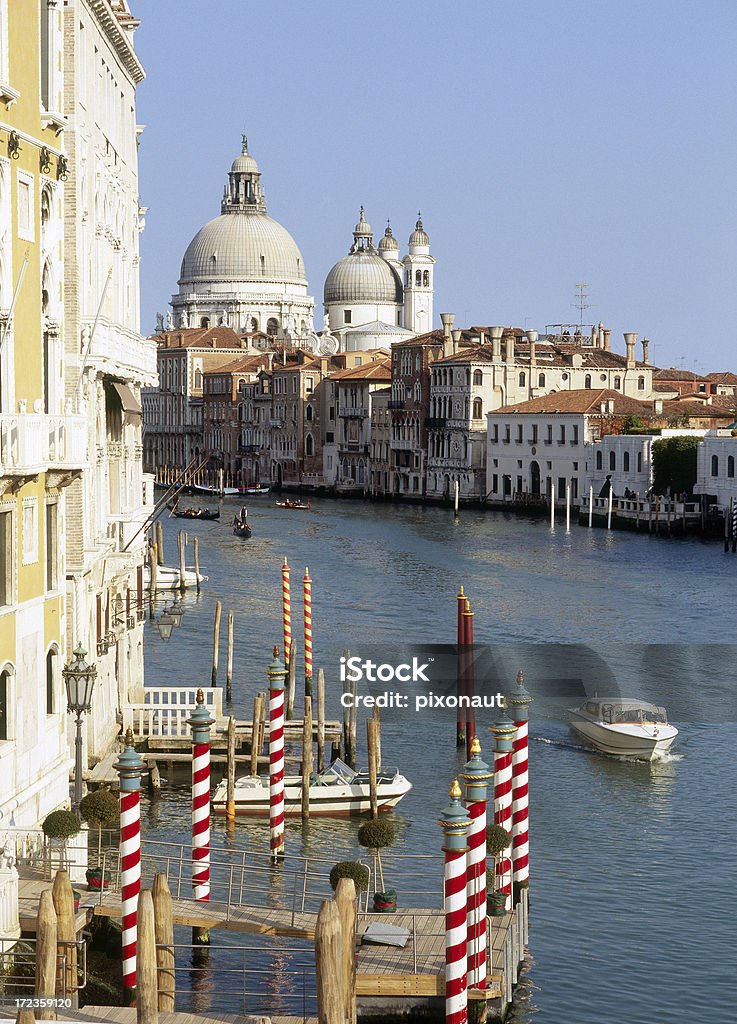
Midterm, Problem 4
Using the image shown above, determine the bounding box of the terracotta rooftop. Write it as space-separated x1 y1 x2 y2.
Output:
653 367 711 382
154 327 245 350
432 340 647 370
707 371 737 385
661 399 733 419
202 355 270 376
329 358 392 382
493 389 653 416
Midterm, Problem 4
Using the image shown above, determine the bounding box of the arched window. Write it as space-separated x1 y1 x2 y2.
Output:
46 649 57 715
609 451 616 471
585 374 592 388
538 372 546 388
415 270 422 286
305 404 313 421
729 456 735 479
305 434 314 456
250 317 258 332
473 369 483 386
0 668 9 741
200 317 210 328
472 397 483 419
712 454 719 477
519 372 526 387
637 452 642 473
423 270 430 287
623 451 630 471
596 450 602 470
638 376 645 391
266 318 279 337
465 368 471 386
614 376 621 390
194 369 202 390
41 186 52 229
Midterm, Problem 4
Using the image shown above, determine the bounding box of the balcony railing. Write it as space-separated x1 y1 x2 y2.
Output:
0 413 88 475
237 443 261 453
425 417 447 430
388 399 406 410
338 406 368 419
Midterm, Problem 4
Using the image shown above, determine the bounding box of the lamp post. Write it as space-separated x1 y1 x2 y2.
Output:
156 607 175 640
63 644 97 813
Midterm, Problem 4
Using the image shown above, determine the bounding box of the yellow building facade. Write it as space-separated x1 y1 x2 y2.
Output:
0 0 87 828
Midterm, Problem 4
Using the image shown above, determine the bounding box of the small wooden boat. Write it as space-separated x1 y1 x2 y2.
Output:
241 485 271 495
191 483 240 496
232 520 252 538
212 758 412 817
168 504 220 521
275 499 311 510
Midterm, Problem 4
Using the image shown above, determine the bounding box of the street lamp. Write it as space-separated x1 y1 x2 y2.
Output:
169 594 185 628
156 607 175 640
63 644 97 813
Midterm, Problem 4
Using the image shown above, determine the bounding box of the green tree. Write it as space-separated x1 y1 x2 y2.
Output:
651 436 699 495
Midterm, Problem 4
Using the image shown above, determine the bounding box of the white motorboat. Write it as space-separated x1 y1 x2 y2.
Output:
212 758 412 817
191 483 240 496
143 564 207 591
568 698 678 760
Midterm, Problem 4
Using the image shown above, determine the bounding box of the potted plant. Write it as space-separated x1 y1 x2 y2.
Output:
79 789 118 889
358 818 398 913
329 861 370 895
486 823 512 916
42 809 82 876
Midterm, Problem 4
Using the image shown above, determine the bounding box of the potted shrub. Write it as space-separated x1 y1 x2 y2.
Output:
486 824 512 916
80 789 118 888
358 818 398 913
42 809 82 876
329 861 370 895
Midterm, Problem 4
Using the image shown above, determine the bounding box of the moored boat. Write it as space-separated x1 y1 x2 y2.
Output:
212 758 411 817
191 483 240 496
143 564 207 591
568 698 678 760
241 485 271 495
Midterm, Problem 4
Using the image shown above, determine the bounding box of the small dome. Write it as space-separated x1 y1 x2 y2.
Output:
324 251 403 305
409 216 429 246
378 224 399 252
230 134 259 175
353 206 373 238
180 213 306 286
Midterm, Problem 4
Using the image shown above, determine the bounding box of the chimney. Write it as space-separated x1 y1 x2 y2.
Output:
527 329 538 367
624 332 637 368
440 312 455 340
504 331 514 364
451 329 462 356
597 321 604 349
654 398 663 415
490 326 503 361
642 337 650 365
478 331 486 347
603 328 611 352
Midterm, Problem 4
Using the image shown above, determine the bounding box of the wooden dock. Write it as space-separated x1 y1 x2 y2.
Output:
0 1009 315 1024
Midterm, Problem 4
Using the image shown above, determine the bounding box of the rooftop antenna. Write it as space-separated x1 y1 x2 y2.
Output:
573 283 591 328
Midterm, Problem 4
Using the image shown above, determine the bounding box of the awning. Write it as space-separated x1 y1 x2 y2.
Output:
112 382 142 421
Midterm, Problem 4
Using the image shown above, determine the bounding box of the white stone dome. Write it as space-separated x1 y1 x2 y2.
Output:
179 213 307 286
409 217 430 246
324 251 402 304
378 225 399 252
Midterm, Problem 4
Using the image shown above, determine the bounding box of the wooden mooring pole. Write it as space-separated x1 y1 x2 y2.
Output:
178 530 186 593
152 873 175 1013
367 717 379 819
250 693 263 776
136 890 159 1024
226 715 237 823
315 899 344 1024
317 667 326 772
211 600 222 687
35 890 57 1017
302 695 313 819
156 521 164 565
286 644 297 721
373 705 381 773
51 870 77 1007
149 542 158 618
335 879 357 1024
226 609 234 701
193 535 201 594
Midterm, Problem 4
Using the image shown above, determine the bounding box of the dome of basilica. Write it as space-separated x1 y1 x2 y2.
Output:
179 213 307 287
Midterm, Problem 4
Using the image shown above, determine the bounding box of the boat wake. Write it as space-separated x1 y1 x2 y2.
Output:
531 734 685 764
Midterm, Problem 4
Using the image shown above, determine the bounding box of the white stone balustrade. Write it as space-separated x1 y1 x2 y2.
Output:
0 413 88 474
0 853 20 943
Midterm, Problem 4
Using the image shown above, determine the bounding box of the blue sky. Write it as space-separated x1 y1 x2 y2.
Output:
134 1 737 371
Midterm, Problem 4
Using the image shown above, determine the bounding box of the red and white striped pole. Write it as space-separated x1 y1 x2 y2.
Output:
114 729 145 1002
438 780 471 1024
303 568 313 698
267 645 287 859
460 738 492 999
508 670 533 893
282 557 291 665
463 598 476 761
489 707 517 910
456 585 466 748
187 689 214 943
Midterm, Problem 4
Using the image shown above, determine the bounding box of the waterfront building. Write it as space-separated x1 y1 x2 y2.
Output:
143 326 251 475
584 429 708 499
0 0 82 828
236 370 273 487
61 0 155 758
330 359 392 493
486 390 654 505
171 137 315 339
201 355 270 482
694 434 737 508
323 210 434 349
369 388 392 495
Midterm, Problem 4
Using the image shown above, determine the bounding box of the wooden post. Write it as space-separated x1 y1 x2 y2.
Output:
178 530 186 593
16 1012 35 1024
35 889 57 1018
149 543 157 618
226 715 237 822
588 484 593 528
655 495 660 535
136 890 159 1024
211 600 222 687
348 672 358 770
317 667 326 772
635 492 641 531
301 694 313 819
315 899 344 1024
286 644 297 721
454 478 460 517
607 486 613 530
147 759 161 799
373 705 382 773
565 481 571 532
334 879 357 1024
550 482 555 528
152 874 175 1013
156 521 164 565
193 535 201 595
367 718 378 819
51 870 77 1005
226 609 234 701
648 496 653 535
250 693 262 776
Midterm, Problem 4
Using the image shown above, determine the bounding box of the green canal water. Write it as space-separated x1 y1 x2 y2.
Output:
139 498 735 1024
